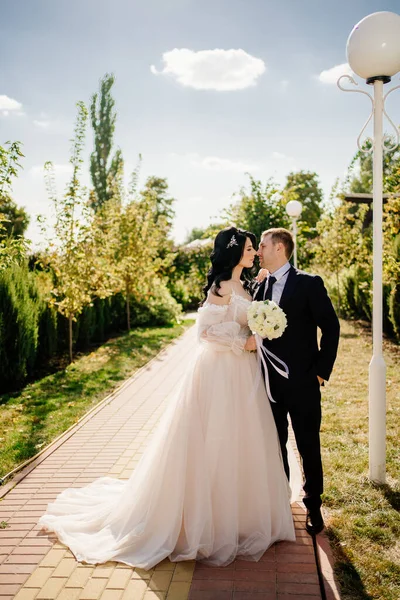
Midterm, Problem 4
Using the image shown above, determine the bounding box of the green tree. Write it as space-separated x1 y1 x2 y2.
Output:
0 141 29 271
346 140 400 193
383 161 400 338
89 73 123 211
140 176 176 278
283 170 323 232
0 195 29 239
225 174 289 242
184 227 208 244
0 141 24 196
313 199 370 316
89 169 177 330
140 176 175 229
168 242 212 309
40 102 113 362
118 198 159 329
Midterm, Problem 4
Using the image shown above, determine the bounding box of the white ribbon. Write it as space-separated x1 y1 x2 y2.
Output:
254 333 289 403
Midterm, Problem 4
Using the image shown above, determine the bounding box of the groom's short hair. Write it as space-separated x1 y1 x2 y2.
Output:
262 228 294 259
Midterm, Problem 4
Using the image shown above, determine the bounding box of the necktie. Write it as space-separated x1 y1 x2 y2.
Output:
264 275 277 301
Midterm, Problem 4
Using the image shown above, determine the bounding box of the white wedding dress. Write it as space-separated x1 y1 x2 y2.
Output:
39 291 298 569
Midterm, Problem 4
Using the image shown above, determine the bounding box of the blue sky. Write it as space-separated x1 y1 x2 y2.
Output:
1 0 400 246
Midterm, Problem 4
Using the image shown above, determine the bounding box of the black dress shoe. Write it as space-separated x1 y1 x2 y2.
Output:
305 508 324 535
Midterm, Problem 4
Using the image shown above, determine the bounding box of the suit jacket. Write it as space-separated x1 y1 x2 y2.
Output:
254 267 340 383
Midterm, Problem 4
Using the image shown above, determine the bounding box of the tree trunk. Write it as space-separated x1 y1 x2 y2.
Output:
336 267 341 318
126 281 131 331
69 314 73 363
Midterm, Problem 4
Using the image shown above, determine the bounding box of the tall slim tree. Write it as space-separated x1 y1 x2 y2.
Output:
89 73 123 211
0 141 29 270
40 102 113 362
0 141 24 197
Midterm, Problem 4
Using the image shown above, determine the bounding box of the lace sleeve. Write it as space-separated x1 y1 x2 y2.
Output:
197 303 248 355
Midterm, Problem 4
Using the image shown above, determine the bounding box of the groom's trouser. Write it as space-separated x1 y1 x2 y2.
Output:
269 373 323 511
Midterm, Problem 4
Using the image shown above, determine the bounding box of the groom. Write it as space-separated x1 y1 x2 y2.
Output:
253 227 340 534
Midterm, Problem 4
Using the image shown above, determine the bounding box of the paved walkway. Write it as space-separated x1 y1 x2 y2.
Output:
0 326 341 600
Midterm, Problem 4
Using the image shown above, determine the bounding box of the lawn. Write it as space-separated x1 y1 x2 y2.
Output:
0 321 194 479
322 319 400 600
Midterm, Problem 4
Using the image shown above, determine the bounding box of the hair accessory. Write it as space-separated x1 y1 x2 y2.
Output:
226 234 239 248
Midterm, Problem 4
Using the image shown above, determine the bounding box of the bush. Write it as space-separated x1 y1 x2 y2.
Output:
74 294 126 351
342 265 372 321
321 265 397 340
35 301 58 366
167 243 211 310
0 264 39 391
0 261 182 393
33 272 59 366
129 281 182 326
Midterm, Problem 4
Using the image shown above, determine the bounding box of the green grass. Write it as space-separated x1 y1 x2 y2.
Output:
0 321 194 479
322 319 400 600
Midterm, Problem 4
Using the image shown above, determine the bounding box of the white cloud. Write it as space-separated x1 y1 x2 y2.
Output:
151 48 266 91
318 62 353 84
0 95 25 116
190 154 260 172
0 94 23 112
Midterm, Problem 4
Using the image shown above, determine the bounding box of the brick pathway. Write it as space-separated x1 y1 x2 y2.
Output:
0 326 341 600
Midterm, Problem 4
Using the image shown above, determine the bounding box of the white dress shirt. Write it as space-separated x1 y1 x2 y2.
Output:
263 262 291 305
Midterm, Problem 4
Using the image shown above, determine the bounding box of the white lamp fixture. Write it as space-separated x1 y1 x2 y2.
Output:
338 11 400 484
285 200 302 268
285 200 303 219
347 12 400 81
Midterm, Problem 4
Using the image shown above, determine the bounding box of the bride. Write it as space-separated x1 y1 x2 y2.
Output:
38 226 297 569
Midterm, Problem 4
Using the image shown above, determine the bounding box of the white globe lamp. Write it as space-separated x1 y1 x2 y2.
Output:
285 200 302 268
347 12 400 82
285 200 303 219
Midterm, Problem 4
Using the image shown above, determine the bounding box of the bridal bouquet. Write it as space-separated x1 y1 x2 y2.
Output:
247 300 287 340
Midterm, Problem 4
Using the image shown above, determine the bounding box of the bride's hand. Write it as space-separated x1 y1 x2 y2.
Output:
244 335 257 352
255 268 269 283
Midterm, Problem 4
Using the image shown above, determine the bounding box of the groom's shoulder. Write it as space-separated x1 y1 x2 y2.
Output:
293 268 324 285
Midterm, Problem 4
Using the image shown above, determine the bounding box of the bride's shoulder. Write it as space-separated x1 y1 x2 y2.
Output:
207 281 233 306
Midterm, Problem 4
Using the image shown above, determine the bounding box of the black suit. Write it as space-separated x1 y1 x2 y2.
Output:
254 266 340 510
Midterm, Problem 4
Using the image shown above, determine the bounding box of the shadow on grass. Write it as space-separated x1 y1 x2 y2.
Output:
340 332 358 339
326 527 373 600
377 483 400 513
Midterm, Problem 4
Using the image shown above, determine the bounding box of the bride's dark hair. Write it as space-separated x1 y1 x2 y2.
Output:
202 226 257 303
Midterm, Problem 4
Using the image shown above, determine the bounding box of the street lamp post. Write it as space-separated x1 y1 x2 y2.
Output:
338 11 400 484
285 200 302 269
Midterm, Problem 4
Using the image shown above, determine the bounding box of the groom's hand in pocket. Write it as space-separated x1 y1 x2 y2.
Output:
245 335 257 352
